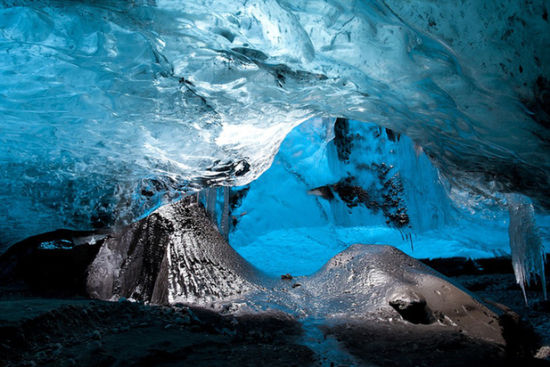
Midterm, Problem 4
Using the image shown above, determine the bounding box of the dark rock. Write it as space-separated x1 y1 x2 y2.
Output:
0 229 104 296
228 186 250 230
322 321 507 367
91 330 101 340
86 196 262 305
420 255 550 278
533 300 550 313
499 311 541 359
333 117 353 162
307 185 335 200
385 128 400 142
319 174 410 228
389 292 433 324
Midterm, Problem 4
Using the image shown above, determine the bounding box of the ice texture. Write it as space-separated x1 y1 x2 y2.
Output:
228 118 451 243
507 193 547 303
228 118 550 276
0 0 549 248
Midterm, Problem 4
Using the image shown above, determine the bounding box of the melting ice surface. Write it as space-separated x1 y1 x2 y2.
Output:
1 0 549 249
228 118 550 276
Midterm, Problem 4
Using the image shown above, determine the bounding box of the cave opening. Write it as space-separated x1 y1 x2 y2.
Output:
197 117 549 280
1 0 550 365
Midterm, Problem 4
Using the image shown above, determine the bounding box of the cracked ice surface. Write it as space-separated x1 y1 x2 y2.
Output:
0 0 548 248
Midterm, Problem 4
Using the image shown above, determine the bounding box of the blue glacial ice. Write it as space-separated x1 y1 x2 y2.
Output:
0 0 549 297
1 0 549 248
226 118 550 276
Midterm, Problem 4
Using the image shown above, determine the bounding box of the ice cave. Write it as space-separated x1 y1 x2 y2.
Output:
0 0 549 366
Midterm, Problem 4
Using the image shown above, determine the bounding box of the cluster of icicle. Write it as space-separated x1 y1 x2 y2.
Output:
198 188 231 241
507 193 547 304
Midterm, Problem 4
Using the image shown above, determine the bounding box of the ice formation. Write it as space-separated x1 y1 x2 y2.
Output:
1 0 549 249
223 118 549 275
507 193 547 303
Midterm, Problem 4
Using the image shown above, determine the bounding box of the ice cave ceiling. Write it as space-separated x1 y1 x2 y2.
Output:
0 0 549 248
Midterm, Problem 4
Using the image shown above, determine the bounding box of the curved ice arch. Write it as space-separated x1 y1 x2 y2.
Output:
0 0 548 247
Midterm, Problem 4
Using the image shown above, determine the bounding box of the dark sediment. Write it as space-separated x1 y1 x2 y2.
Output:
1 200 549 366
421 255 550 351
0 230 104 297
0 298 314 367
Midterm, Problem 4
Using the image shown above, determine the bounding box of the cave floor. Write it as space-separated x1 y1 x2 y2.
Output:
1 264 549 367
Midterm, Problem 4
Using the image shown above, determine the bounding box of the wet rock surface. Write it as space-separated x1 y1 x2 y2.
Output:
86 196 263 305
1 266 548 366
1 199 549 366
423 256 550 348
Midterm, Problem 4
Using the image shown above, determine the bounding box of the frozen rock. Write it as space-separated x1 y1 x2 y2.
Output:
87 198 510 347
86 196 263 305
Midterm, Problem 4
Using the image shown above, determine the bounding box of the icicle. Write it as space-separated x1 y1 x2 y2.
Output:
506 193 547 305
205 188 217 224
220 186 230 240
413 143 423 158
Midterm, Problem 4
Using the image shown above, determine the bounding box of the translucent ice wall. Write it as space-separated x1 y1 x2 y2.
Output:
229 118 454 239
228 118 550 275
0 0 549 249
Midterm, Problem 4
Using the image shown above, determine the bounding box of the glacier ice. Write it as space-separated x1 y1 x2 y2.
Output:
0 0 549 249
227 118 549 275
507 193 547 303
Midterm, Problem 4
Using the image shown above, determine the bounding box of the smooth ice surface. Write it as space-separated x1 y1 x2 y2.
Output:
1 1 549 248
229 119 550 276
231 226 512 276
